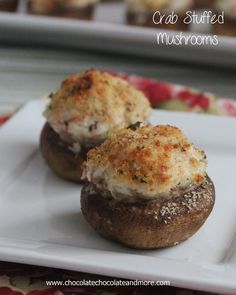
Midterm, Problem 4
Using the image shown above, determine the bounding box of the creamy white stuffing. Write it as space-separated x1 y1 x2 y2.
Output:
83 125 207 198
44 70 151 151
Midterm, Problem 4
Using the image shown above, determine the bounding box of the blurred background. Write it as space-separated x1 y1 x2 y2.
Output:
0 0 236 115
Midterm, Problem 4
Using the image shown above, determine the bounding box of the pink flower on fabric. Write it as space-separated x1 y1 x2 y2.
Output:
176 90 209 110
221 99 236 116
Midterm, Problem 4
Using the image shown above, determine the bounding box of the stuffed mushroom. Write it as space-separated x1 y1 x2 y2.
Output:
81 124 215 249
40 70 151 182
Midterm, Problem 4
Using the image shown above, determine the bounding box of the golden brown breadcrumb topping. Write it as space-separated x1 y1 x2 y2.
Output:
48 69 150 123
84 125 207 197
44 70 151 148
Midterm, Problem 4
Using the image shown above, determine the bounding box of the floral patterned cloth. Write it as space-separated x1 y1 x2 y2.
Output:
0 72 235 295
0 262 218 295
111 71 236 116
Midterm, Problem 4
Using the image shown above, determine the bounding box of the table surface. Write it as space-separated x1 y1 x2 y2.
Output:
0 44 236 115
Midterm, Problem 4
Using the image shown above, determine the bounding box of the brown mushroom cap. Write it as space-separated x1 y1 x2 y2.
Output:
81 175 215 249
40 122 86 182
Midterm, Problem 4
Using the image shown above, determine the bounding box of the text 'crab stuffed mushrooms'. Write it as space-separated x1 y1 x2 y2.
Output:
81 124 215 249
40 70 151 182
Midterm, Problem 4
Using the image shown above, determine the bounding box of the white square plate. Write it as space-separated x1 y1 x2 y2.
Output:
0 100 236 294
